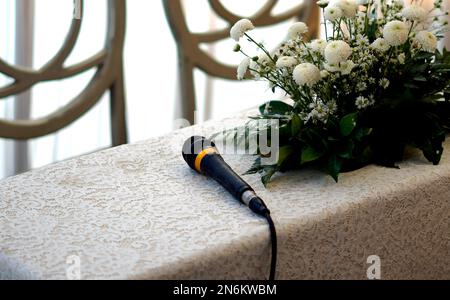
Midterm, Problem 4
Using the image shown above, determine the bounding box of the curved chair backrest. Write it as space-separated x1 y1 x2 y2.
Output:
0 0 127 146
163 0 320 123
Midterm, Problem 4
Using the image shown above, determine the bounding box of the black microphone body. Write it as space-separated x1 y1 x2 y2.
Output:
182 136 269 216
202 153 269 216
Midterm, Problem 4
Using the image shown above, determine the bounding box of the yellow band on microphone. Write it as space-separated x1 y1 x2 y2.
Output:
195 147 217 173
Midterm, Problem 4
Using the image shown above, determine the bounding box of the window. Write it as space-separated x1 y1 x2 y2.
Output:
1 0 311 179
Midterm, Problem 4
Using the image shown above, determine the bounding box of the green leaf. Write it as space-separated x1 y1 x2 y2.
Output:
337 140 355 159
259 101 293 116
277 146 294 167
261 166 278 187
340 113 358 137
414 52 434 61
291 114 302 137
325 155 342 183
413 76 427 82
301 146 323 164
404 83 420 89
420 137 445 166
354 127 372 141
244 157 263 175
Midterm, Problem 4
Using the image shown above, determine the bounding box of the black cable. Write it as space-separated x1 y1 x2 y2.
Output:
264 212 277 281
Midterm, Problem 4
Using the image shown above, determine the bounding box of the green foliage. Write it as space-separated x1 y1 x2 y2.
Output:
259 101 293 116
340 113 358 137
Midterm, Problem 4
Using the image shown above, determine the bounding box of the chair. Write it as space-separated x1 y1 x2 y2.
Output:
163 0 320 124
0 0 127 146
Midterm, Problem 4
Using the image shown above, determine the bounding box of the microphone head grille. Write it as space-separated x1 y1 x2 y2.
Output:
182 136 215 171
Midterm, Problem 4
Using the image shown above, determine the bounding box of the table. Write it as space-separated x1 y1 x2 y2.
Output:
1 110 450 280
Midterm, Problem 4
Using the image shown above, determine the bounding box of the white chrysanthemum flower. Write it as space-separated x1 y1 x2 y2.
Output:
288 22 309 39
339 60 356 75
317 0 330 8
325 63 340 72
230 19 255 41
310 39 328 55
398 53 406 64
276 56 297 69
325 60 354 74
380 78 390 89
324 40 352 64
371 38 390 52
293 63 321 87
383 21 409 46
415 30 438 53
324 6 343 21
334 0 358 18
237 58 250 80
401 5 427 22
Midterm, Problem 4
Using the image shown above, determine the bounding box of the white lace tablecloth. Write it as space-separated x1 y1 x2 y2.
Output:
1 111 450 280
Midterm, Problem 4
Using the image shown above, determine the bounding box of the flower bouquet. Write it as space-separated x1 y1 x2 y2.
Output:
220 0 450 186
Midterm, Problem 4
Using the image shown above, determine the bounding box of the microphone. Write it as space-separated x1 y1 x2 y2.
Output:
182 136 270 217
182 136 277 280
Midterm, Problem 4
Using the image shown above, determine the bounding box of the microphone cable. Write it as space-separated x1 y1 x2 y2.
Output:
264 211 277 281
182 136 278 281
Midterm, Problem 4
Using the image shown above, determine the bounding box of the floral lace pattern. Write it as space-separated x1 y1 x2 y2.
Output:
1 111 450 279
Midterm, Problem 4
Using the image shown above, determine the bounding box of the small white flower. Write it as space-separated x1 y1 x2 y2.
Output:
307 100 332 124
317 0 330 8
288 22 309 39
398 53 406 64
380 78 390 89
415 30 438 53
383 21 409 46
310 39 328 55
276 56 297 69
324 6 343 21
356 81 367 91
293 63 321 87
356 34 370 47
249 53 270 77
355 96 374 109
401 5 427 22
339 60 356 75
327 101 338 113
237 58 250 80
324 40 352 64
230 19 255 41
